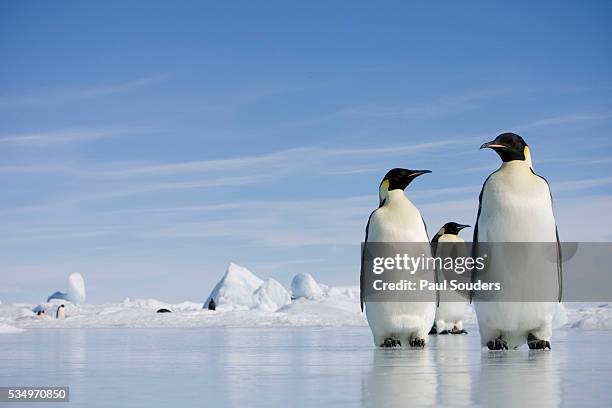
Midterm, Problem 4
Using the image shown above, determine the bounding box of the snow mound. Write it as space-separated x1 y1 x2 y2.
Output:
47 273 86 304
173 301 203 311
568 304 612 330
291 273 323 300
0 323 24 334
122 298 171 310
253 278 291 312
204 263 263 310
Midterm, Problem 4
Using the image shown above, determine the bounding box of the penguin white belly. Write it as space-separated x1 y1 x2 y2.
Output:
434 234 466 332
365 200 436 346
475 166 558 347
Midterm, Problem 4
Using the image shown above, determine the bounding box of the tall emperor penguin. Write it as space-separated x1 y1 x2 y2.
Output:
474 133 562 350
360 168 436 347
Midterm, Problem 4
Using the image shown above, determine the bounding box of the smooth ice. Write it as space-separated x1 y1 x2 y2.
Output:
1 325 610 408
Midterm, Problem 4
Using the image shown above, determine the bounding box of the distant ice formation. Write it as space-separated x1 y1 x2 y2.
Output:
291 273 323 300
253 278 291 311
204 263 263 310
47 273 86 305
67 273 86 304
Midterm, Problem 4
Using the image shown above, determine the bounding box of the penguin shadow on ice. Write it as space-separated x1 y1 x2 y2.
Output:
361 168 437 348
429 222 471 336
361 348 438 408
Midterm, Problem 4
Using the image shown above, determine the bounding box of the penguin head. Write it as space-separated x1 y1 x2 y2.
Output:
379 168 431 205
60 304 65 308
438 222 470 236
480 133 529 163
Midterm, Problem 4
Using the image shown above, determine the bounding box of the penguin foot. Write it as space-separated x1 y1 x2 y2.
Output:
439 330 450 335
451 327 468 335
409 337 426 348
428 326 437 335
381 337 401 348
487 336 508 350
527 333 551 350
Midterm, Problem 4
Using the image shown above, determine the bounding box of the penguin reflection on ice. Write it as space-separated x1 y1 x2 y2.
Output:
476 351 561 407
360 168 436 348
362 349 438 408
429 222 470 335
474 133 562 350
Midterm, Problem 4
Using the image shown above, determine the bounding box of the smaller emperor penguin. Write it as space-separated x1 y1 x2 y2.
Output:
429 222 470 335
360 168 437 347
56 304 66 320
474 133 562 350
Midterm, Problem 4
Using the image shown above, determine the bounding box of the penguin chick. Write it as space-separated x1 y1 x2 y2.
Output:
361 168 436 348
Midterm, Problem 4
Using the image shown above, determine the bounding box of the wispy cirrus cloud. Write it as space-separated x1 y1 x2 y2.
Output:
518 112 612 130
82 139 465 178
336 88 515 119
0 126 147 147
0 75 168 108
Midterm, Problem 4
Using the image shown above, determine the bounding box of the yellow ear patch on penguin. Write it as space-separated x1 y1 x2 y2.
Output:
439 227 445 236
382 179 390 191
524 146 530 158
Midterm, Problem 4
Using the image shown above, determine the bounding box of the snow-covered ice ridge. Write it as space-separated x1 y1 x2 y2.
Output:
0 263 610 333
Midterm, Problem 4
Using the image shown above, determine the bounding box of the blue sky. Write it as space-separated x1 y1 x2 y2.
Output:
1 0 611 303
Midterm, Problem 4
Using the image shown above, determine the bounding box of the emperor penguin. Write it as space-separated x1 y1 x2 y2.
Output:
429 222 470 335
56 304 66 320
474 133 562 350
360 168 437 347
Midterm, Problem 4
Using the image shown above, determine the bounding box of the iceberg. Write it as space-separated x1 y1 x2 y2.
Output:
204 263 263 309
253 278 291 312
47 273 86 304
291 273 323 300
47 291 68 302
67 273 86 304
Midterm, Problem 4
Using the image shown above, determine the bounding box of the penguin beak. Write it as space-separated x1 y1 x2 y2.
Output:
408 169 432 178
457 224 471 230
480 141 507 150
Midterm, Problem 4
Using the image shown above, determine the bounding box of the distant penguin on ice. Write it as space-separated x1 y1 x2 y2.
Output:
474 133 562 350
429 222 470 335
56 304 66 320
208 298 216 311
360 168 436 347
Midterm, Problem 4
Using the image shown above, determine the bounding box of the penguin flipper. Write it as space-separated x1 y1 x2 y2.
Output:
420 216 441 307
532 169 563 302
470 173 495 303
360 209 377 312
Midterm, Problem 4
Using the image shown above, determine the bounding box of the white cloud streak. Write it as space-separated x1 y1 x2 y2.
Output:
518 113 612 130
0 75 167 108
0 126 146 147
